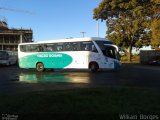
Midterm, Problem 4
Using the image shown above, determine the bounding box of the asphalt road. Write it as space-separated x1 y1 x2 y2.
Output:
0 63 160 94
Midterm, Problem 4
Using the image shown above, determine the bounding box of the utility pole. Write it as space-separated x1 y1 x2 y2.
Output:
80 32 86 38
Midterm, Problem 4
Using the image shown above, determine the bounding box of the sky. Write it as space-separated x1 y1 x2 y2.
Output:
0 0 106 41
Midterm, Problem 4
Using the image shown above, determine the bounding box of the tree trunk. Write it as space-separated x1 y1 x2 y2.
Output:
128 45 132 62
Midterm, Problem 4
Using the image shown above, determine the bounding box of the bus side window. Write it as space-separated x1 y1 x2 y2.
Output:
42 45 48 52
26 45 31 52
64 42 72 51
85 44 90 51
20 45 26 52
81 42 90 51
46 44 55 52
38 45 44 52
32 45 39 52
43 44 51 52
72 42 80 51
81 41 94 51
56 43 63 51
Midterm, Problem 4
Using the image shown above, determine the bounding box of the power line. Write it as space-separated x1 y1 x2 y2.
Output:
0 7 34 15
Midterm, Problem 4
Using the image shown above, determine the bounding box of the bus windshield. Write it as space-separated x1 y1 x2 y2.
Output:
95 40 113 50
95 41 118 59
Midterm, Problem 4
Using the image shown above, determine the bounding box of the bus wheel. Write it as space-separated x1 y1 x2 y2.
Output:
36 63 44 72
90 63 98 72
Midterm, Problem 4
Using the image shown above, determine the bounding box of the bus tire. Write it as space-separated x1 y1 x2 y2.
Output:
89 62 99 72
36 62 44 72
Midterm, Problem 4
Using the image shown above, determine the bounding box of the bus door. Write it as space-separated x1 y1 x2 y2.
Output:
103 45 121 69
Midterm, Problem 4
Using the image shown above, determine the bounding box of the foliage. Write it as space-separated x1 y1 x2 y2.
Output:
151 19 160 49
149 0 160 49
93 0 160 61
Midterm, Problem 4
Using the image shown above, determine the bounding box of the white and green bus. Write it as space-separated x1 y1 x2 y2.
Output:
18 37 121 72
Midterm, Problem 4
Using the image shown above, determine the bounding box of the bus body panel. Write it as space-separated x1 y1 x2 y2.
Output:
19 52 73 69
19 51 99 69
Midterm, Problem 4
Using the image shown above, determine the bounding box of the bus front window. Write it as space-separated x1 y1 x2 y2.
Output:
95 41 119 60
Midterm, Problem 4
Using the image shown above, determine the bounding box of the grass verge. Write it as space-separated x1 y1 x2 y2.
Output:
0 87 160 120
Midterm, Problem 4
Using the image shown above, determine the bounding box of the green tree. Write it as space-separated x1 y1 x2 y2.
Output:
93 0 158 62
151 19 160 49
150 0 160 49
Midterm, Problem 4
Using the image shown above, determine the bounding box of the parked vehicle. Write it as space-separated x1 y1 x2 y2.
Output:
0 50 17 66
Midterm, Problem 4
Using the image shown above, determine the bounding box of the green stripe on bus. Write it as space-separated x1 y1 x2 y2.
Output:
19 52 73 68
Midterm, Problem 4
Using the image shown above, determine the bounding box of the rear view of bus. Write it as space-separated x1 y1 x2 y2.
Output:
18 37 121 72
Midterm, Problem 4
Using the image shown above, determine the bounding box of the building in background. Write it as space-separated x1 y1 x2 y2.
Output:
0 20 33 51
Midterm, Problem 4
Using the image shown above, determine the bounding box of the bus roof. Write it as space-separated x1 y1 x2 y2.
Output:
19 37 110 45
